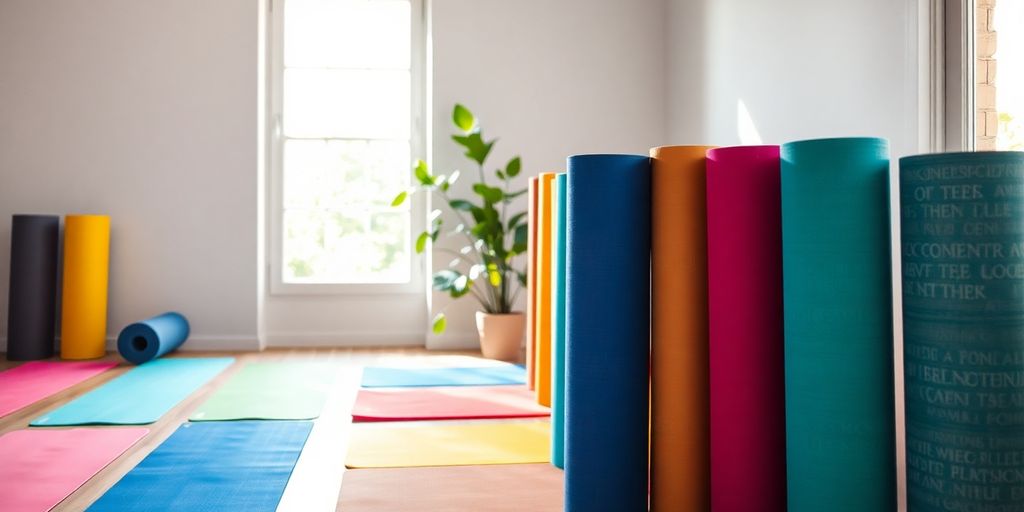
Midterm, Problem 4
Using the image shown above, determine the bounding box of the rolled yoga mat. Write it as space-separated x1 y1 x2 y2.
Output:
88 421 312 512
565 154 650 512
527 176 539 390
650 144 715 511
116 312 190 365
338 464 564 512
6 214 60 361
190 362 337 421
551 173 567 469
535 172 556 407
60 214 110 360
0 427 148 512
0 361 117 419
706 145 787 512
360 365 525 387
781 137 895 511
900 151 1024 512
352 385 550 422
345 421 550 468
31 357 234 426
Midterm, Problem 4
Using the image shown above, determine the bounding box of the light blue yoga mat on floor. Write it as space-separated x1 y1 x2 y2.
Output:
31 357 234 426
87 420 312 512
361 365 526 388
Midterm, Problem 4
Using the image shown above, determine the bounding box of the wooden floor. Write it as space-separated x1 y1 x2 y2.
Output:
0 347 514 512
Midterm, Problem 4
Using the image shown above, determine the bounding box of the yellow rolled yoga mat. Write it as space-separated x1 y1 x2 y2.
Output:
534 173 556 407
526 176 539 390
650 145 715 511
60 215 111 360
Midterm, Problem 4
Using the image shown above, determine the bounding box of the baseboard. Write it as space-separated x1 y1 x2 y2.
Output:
425 331 482 350
0 334 260 353
262 331 425 348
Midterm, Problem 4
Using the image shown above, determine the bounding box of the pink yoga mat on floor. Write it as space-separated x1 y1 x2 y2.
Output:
0 427 148 512
706 146 787 512
352 386 550 422
0 361 118 418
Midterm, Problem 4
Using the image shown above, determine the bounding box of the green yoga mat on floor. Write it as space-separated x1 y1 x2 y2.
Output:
189 362 338 421
31 358 234 426
781 137 896 512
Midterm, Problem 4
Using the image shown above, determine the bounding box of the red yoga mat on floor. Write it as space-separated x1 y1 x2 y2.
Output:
0 361 117 419
0 427 148 512
351 386 550 422
706 145 787 512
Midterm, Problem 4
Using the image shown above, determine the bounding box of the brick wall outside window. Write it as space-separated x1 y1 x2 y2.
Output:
976 0 998 150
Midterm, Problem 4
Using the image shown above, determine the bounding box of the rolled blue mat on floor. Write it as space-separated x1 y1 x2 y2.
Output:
360 365 525 388
117 312 190 365
565 154 650 511
900 151 1024 512
551 172 567 469
31 357 234 425
87 420 312 512
781 137 895 512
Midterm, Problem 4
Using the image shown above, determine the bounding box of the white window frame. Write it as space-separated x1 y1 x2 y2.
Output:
268 0 427 295
936 0 975 152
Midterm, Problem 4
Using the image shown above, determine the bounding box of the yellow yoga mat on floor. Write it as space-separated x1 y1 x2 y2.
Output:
535 173 556 407
526 177 539 391
61 215 110 360
345 421 551 469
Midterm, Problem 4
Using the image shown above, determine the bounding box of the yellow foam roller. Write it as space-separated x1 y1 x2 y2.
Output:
60 214 110 360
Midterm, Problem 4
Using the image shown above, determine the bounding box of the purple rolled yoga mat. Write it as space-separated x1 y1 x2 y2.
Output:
706 146 786 512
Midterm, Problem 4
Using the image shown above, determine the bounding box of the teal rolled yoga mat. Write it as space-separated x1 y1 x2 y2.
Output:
551 173 567 469
781 137 895 512
900 151 1024 512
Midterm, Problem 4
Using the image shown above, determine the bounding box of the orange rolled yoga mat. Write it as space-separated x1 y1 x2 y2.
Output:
526 177 539 390
650 145 714 511
534 173 556 407
60 214 111 360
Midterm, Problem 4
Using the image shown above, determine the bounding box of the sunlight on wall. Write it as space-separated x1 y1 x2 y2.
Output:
737 99 764 145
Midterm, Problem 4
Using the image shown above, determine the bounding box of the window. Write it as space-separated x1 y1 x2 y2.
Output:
270 0 423 291
942 0 1023 151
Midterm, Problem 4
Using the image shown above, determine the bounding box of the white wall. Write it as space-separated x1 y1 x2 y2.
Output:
0 0 262 350
426 0 669 348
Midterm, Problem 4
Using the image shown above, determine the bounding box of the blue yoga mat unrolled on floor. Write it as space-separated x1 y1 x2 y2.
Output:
781 137 895 512
31 357 234 426
87 420 312 512
564 154 651 512
360 365 526 388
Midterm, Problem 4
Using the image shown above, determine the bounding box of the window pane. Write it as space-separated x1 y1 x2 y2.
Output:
993 1 1023 150
284 68 410 139
283 208 410 283
283 139 410 210
285 0 410 69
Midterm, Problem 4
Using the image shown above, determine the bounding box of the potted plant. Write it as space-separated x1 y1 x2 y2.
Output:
392 104 528 361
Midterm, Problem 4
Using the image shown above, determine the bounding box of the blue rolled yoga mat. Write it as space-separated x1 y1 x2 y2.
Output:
565 154 650 512
360 365 525 388
551 173 567 469
900 151 1024 512
88 420 312 512
117 312 190 365
31 357 234 425
781 137 895 512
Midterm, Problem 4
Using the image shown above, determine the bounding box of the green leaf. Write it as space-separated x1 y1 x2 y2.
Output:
415 232 429 253
447 170 461 186
469 264 485 279
451 133 494 166
472 184 504 203
507 212 527 230
487 263 502 287
513 224 528 250
451 275 472 298
506 156 521 177
432 313 447 334
504 188 527 200
449 199 474 211
391 191 408 207
452 104 475 132
496 170 506 181
432 270 460 291
413 160 432 185
517 271 527 286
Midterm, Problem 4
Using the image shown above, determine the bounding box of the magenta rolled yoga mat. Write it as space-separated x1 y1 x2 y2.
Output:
706 146 787 512
0 427 148 512
0 361 117 419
